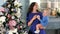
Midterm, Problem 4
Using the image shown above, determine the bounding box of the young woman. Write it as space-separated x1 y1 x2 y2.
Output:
26 2 46 34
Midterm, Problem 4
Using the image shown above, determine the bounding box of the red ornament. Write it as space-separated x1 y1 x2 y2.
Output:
0 7 5 12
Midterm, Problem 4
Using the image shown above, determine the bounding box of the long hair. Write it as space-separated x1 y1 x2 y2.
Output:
26 2 37 24
28 2 36 13
27 2 39 15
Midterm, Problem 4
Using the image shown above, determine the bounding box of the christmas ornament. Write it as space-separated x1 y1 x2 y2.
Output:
0 24 6 34
12 16 15 19
7 4 11 8
5 8 9 13
0 16 6 24
15 8 21 18
8 28 18 34
7 14 12 19
11 8 17 13
0 7 5 12
8 20 17 27
0 12 4 15
14 0 22 8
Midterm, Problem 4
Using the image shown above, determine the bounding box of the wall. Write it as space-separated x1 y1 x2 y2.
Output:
18 0 29 22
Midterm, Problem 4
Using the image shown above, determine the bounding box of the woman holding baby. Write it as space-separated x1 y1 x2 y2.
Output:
26 2 48 34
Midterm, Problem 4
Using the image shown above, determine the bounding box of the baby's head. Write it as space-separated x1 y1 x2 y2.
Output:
43 9 48 16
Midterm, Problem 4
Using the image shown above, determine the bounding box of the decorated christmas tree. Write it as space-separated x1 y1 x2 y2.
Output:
0 0 27 34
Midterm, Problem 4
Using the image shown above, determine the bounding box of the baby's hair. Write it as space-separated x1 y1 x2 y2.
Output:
43 8 49 16
44 8 48 11
43 8 49 13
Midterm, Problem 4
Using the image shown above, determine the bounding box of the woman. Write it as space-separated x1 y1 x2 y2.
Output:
26 2 46 34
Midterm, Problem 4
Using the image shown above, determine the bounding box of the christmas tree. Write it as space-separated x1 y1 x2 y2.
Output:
0 0 27 34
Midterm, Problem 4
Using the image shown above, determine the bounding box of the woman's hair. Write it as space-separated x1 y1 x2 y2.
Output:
27 2 39 15
28 2 36 13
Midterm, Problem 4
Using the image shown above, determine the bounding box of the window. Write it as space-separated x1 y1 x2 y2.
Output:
0 0 6 7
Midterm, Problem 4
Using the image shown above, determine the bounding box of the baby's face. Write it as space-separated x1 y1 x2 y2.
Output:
43 10 47 16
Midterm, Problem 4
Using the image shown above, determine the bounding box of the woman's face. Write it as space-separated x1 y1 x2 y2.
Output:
33 3 38 10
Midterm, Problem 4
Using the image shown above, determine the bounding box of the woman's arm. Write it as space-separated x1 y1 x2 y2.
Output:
28 18 34 26
28 15 37 26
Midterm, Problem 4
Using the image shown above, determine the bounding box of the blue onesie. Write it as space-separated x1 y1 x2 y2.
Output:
40 16 48 27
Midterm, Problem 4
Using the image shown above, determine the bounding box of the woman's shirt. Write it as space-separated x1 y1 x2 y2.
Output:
26 12 43 32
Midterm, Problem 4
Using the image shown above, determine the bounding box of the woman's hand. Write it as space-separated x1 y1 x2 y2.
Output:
32 15 37 21
28 15 37 26
37 15 40 20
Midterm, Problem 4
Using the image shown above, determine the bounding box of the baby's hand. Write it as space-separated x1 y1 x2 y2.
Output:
37 15 40 20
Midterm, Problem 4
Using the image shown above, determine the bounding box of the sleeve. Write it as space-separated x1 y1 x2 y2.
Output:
39 12 43 19
40 17 48 26
26 14 31 25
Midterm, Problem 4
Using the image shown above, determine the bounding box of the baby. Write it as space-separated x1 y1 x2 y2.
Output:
34 9 48 33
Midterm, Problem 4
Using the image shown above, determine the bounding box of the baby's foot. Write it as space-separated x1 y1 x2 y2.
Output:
34 30 40 34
